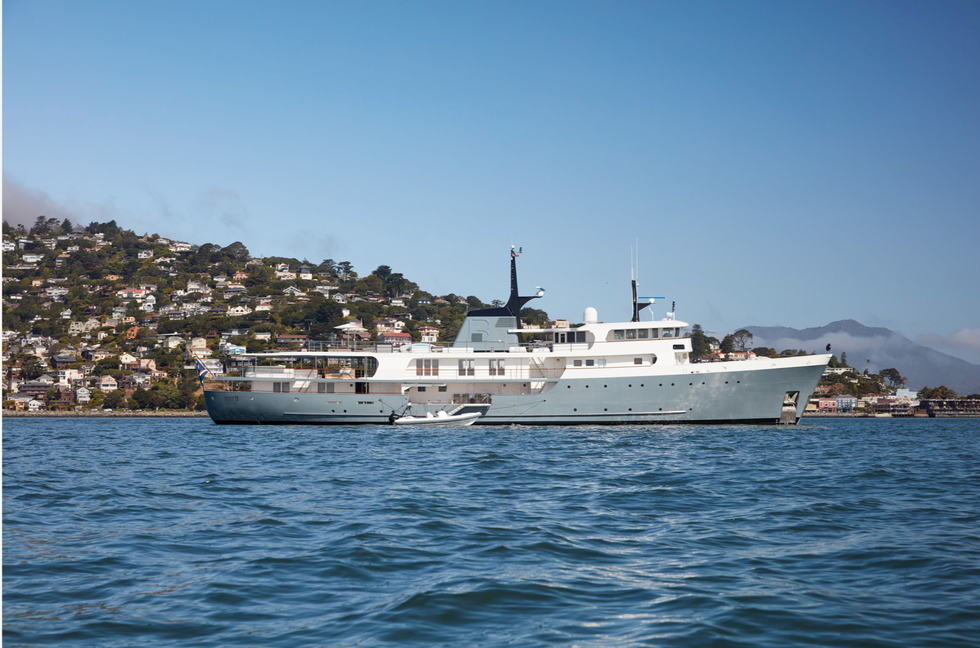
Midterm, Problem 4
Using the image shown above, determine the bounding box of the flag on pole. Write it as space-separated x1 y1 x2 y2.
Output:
195 357 212 385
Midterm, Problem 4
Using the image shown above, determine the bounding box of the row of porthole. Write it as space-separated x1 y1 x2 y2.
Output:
210 394 387 415
566 380 741 389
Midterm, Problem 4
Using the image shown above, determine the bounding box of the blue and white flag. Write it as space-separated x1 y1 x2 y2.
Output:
195 357 212 384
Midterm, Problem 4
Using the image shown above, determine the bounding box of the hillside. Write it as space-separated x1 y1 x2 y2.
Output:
744 319 980 395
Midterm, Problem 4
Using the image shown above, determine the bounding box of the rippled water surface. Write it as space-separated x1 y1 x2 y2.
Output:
4 417 980 646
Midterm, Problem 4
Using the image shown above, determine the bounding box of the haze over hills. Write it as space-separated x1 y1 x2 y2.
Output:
743 320 980 395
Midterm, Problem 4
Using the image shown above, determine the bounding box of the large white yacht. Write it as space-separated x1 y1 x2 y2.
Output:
202 249 829 425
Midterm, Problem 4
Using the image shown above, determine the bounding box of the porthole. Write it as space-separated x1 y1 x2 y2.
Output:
671 383 675 386
702 382 705 385
659 383 663 387
294 397 299 402
628 408 632 411
659 407 662 411
586 385 590 388
604 408 607 411
628 384 632 388
604 384 607 388
567 385 571 389
689 382 693 386
573 408 577 412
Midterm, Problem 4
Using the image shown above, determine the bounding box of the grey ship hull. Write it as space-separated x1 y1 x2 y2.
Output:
204 362 824 426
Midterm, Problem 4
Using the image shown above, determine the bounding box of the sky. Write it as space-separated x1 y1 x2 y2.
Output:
4 0 980 363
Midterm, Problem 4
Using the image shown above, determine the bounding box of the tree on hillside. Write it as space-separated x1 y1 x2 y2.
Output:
690 324 711 361
732 329 754 352
879 368 903 388
720 334 735 354
840 351 848 367
918 385 958 400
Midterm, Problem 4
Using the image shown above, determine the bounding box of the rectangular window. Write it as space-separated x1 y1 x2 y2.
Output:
458 359 475 376
638 329 649 339
586 359 595 367
573 359 582 367
326 382 334 393
598 359 607 367
318 382 326 393
634 358 643 365
416 359 424 376
432 359 439 376
273 381 290 393
438 386 447 392
662 328 673 338
651 329 659 338
577 331 587 343
417 386 426 392
613 330 625 340
489 359 505 376
626 329 636 339
675 328 681 338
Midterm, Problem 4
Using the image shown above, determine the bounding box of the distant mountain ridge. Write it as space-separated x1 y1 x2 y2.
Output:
742 319 980 395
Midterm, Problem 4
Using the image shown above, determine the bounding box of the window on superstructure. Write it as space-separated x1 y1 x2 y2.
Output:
662 328 673 338
651 329 659 338
634 358 642 365
638 329 649 339
416 359 424 376
418 386 426 392
459 359 475 376
489 359 505 376
613 330 625 340
573 360 582 367
586 359 595 367
626 329 636 340
598 359 606 367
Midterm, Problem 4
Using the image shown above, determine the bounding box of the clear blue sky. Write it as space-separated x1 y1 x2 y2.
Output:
5 0 980 362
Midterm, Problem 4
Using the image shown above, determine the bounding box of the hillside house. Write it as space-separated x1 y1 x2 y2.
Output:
379 331 412 345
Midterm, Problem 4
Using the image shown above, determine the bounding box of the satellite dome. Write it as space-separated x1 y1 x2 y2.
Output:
583 307 598 324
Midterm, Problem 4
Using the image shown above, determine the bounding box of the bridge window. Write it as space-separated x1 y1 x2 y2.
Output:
626 329 636 339
613 330 625 340
638 329 649 339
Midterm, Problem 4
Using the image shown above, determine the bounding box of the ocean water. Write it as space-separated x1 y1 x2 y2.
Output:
3 417 979 647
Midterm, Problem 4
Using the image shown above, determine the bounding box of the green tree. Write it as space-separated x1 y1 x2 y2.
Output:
720 334 735 354
732 329 754 352
879 368 903 388
103 390 127 409
690 324 711 361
